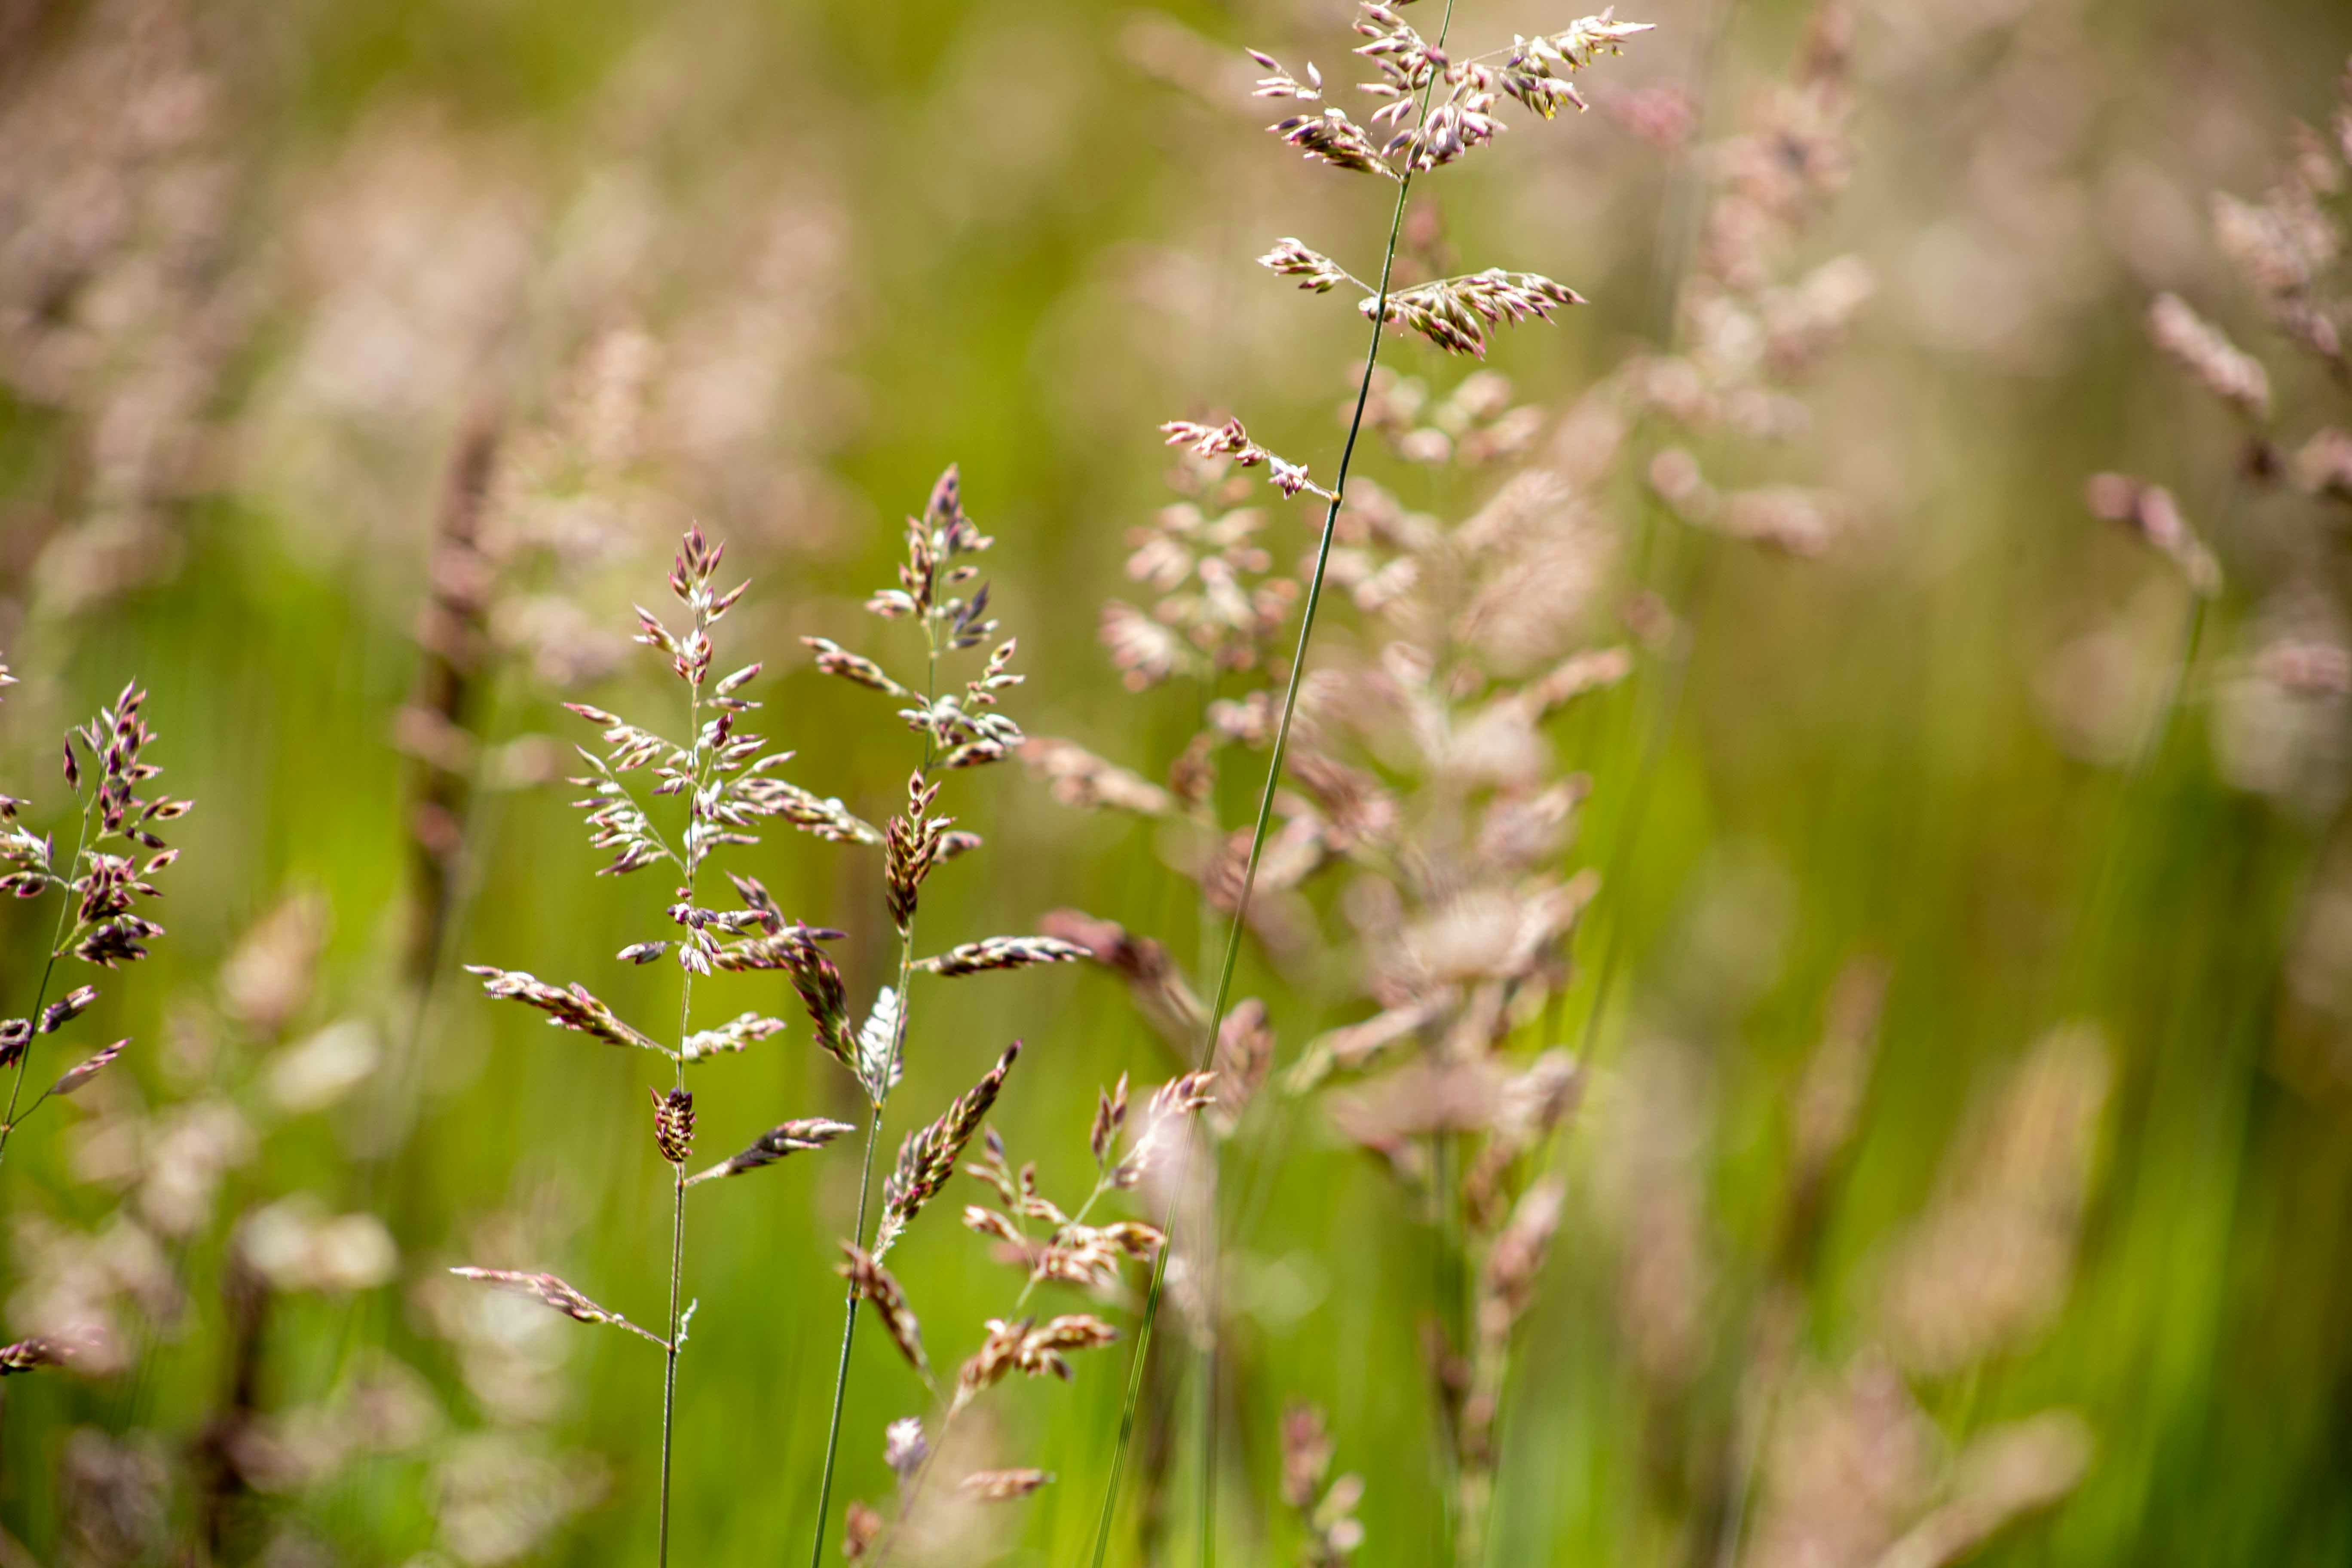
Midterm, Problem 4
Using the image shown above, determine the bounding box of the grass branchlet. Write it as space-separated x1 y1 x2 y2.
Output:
848 1066 1215 1563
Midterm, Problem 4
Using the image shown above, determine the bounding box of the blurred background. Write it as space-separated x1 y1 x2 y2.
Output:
3 0 2351 1562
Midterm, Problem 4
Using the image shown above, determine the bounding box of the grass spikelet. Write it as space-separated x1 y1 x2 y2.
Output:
839 1243 931 1381
876 1043 1020 1258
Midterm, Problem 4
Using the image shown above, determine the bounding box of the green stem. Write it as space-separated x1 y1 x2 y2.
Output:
1089 9 1459 1564
658 1150 686 1565
807 537 944 1568
808 922 919 1561
659 673 705 1568
807 1102 884 1568
1436 1130 1466 1564
2064 591 2206 1009
1194 1219 1219 1568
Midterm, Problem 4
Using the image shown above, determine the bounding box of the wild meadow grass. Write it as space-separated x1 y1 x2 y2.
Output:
2 1 2351 1565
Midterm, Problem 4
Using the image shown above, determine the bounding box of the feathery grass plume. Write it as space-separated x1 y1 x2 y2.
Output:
0 673 190 1165
1057 7 1654 1560
458 526 847 1568
795 466 1093 1565
1059 382 1631 1562
1084 462 1621 1547
1282 33 1877 1549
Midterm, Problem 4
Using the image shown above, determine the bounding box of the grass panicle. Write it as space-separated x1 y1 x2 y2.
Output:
452 526 852 1566
0 669 190 1169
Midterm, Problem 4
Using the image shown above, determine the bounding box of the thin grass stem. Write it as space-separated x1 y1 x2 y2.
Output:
809 1107 885 1568
807 549 943 1568
659 675 705 1568
1435 1128 1462 1563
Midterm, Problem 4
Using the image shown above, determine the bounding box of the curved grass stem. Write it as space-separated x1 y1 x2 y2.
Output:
1088 8 1460 1565
807 1103 885 1568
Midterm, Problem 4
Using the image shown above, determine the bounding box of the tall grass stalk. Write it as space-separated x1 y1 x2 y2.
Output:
455 524 858 1565
806 573 943 1568
659 675 702 1568
1090 7 1462 1562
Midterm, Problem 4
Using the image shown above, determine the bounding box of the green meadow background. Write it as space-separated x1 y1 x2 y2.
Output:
3 0 2350 1562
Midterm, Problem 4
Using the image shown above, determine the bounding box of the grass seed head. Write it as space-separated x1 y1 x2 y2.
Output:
686 1117 856 1186
649 1087 695 1165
